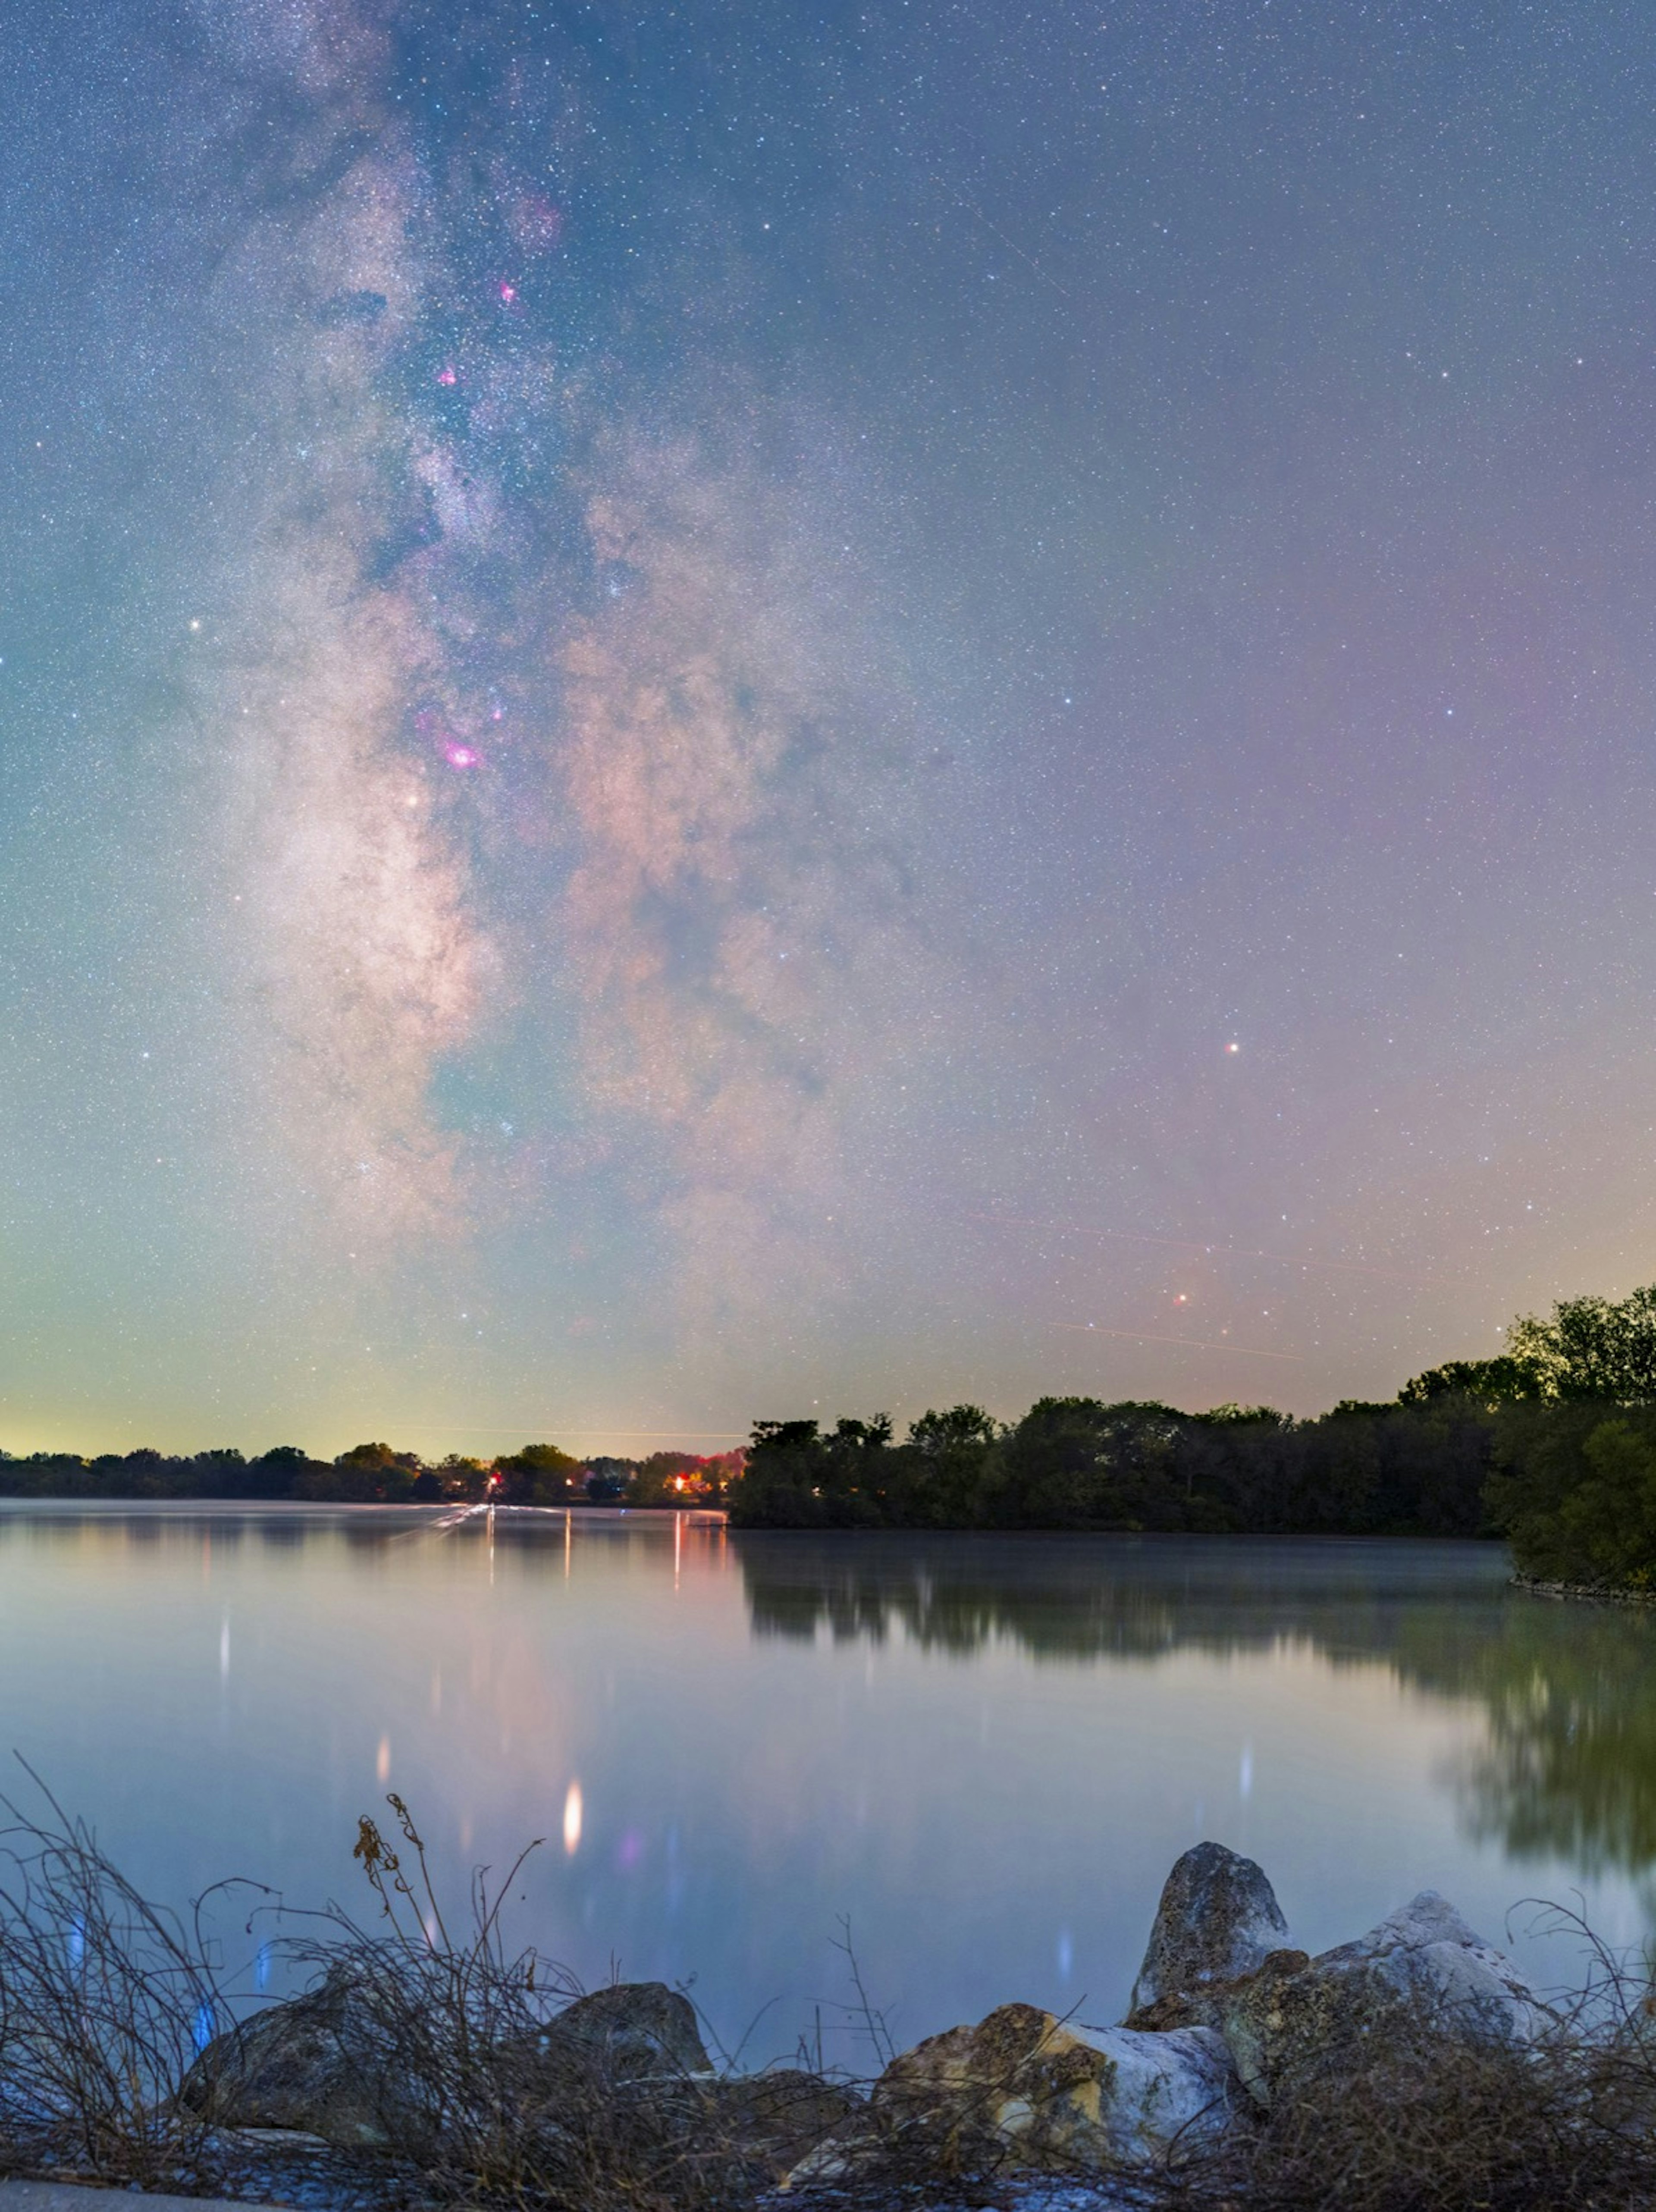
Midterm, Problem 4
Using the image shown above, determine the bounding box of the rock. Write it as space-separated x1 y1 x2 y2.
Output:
521 1980 713 2082
856 2000 1241 2171
1126 1842 1292 2029
185 1971 710 2151
180 1963 411 2148
1220 1891 1552 2110
707 2068 862 2179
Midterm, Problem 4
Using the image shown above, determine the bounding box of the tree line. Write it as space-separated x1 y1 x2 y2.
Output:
0 1438 743 1507
731 1285 1656 1584
11 1282 1656 1578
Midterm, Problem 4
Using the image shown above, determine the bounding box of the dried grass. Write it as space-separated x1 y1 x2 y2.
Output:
4 1789 1656 2212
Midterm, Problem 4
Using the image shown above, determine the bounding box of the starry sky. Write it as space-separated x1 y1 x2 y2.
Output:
3 0 1655 1455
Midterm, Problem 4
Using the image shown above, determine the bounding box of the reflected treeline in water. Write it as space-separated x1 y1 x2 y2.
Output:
737 1531 1512 1663
0 1500 723 1564
0 1506 430 1554
737 1532 1656 1882
1396 1597 1656 1880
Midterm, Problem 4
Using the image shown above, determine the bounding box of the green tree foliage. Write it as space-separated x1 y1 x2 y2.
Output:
728 1393 1496 1535
581 1456 639 1504
880 1406 999 1526
624 1450 743 1506
1504 1285 1656 1402
985 1398 1186 1528
1473 1283 1656 1588
1398 1357 1542 1408
734 1417 894 1527
494 1442 583 1506
304 1440 422 1503
1487 1405 1656 1586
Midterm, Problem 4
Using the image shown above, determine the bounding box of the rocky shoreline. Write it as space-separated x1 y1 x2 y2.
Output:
1512 1571 1656 1607
166 1842 1597 2207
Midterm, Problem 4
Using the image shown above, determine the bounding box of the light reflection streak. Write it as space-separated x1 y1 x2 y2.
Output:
380 1502 488 1548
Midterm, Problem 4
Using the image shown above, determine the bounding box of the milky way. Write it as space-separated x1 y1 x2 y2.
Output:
3 0 1656 1449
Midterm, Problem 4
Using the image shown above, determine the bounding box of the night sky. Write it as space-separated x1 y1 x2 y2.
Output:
3 0 1654 1454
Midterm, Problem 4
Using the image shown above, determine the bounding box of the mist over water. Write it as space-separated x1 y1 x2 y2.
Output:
0 1503 1648 2053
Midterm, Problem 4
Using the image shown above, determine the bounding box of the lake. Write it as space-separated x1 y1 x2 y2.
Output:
0 1503 1650 2062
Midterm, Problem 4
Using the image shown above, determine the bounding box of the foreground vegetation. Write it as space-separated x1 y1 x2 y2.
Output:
5 1784 1656 2212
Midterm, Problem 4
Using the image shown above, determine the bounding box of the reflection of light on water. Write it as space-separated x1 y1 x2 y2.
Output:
13 1516 1617 2044
564 1779 583 1855
565 1509 572 1578
219 1616 230 1680
377 1734 392 1783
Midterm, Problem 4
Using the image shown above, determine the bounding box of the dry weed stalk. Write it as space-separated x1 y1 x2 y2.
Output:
0 1769 232 2187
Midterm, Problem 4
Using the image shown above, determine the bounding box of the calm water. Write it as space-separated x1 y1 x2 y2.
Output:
1 1504 1652 2058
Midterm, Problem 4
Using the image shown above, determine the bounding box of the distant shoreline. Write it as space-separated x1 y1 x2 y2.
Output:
0 1495 728 1519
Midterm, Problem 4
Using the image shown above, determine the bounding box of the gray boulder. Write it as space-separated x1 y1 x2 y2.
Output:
519 1980 712 2083
180 1963 411 2147
184 1970 712 2150
1126 1842 1293 2028
1221 1890 1552 2109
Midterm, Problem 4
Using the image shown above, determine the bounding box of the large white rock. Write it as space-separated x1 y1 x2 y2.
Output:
1313 1891 1548 2040
1063 2021 1243 2161
1221 1889 1552 2108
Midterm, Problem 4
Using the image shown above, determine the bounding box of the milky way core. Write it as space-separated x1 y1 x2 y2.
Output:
3 0 1654 1450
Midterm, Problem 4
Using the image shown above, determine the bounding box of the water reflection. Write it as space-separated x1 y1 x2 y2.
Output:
738 1531 1510 1662
1407 1601 1656 1879
737 1533 1656 1885
1 1506 1652 2044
